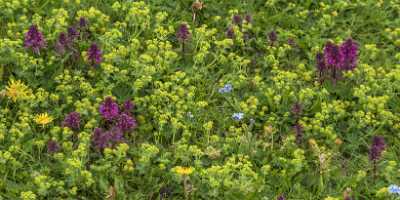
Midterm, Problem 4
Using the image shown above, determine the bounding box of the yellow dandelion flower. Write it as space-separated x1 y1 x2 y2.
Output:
174 166 194 176
5 79 30 102
35 113 54 126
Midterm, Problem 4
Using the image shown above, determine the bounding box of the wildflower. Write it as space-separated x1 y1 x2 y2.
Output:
288 38 296 46
388 184 400 195
176 23 190 43
99 97 120 121
92 128 111 150
232 112 244 121
174 166 194 176
244 14 252 23
291 102 302 116
293 123 303 144
339 38 358 70
324 41 342 68
192 0 204 11
268 30 277 44
47 140 60 153
122 100 134 112
87 43 102 66
218 83 233 93
343 188 353 200
116 113 137 132
92 127 123 150
24 25 46 54
108 127 124 143
62 112 81 130
55 32 70 55
67 26 80 40
159 186 172 200
5 79 30 102
369 136 385 161
187 112 194 118
232 15 242 25
79 17 88 27
335 138 343 146
35 113 54 126
226 26 235 39
316 52 326 73
277 195 285 200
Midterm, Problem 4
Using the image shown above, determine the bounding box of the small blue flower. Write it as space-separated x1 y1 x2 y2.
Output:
232 112 244 121
218 84 233 94
388 184 400 195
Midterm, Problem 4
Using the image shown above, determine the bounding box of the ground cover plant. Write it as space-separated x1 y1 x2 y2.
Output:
1 0 400 199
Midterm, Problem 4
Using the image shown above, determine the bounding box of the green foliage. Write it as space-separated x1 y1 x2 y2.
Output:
1 0 400 199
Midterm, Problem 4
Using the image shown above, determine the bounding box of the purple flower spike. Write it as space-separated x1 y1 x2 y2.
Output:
291 102 302 116
116 113 137 132
24 25 46 54
92 128 111 150
316 52 326 72
268 30 277 44
55 32 69 55
287 38 296 47
92 127 125 150
79 17 88 27
232 15 242 25
68 26 80 40
87 43 102 66
109 127 124 143
293 123 303 144
123 100 134 112
244 14 252 23
339 38 358 70
226 26 235 39
369 136 385 161
277 195 285 200
99 97 120 121
176 23 190 43
47 140 60 153
324 41 342 68
62 112 81 130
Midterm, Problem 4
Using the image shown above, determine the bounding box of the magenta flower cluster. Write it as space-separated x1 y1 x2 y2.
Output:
316 38 359 82
47 139 60 153
99 97 120 121
92 127 124 150
24 25 47 54
232 14 252 25
226 14 252 39
87 43 102 66
23 19 102 66
92 97 137 150
55 24 82 55
176 23 191 43
62 111 81 130
369 136 385 162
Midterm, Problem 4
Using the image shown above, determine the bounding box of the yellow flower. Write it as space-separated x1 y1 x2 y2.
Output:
5 79 30 102
174 166 194 176
35 113 54 126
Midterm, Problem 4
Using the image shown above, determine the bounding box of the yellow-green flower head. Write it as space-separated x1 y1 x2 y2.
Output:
5 79 30 102
34 113 54 127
